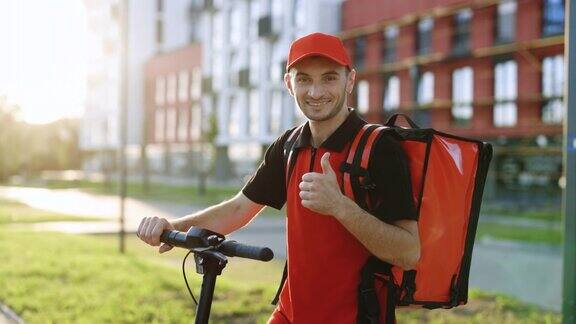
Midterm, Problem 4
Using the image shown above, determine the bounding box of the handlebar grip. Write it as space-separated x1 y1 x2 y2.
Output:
219 240 274 262
160 230 188 248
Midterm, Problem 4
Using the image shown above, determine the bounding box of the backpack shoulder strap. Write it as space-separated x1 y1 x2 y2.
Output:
341 124 388 210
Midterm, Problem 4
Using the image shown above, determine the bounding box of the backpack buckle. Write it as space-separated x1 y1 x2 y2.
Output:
360 176 377 190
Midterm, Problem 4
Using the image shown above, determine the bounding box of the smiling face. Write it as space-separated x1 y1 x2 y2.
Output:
284 56 356 123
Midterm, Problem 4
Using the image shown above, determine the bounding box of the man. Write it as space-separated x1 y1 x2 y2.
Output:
138 32 420 323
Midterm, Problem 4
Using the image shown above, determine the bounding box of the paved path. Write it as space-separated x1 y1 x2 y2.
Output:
0 186 563 311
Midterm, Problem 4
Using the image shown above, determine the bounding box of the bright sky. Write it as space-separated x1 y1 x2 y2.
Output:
0 0 87 124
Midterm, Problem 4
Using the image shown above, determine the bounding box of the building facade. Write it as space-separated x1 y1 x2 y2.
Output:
145 0 344 180
341 0 565 206
81 0 202 175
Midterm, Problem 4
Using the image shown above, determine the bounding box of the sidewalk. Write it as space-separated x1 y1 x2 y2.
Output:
0 303 23 324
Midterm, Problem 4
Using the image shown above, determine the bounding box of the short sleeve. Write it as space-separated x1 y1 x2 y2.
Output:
241 128 295 210
367 132 418 223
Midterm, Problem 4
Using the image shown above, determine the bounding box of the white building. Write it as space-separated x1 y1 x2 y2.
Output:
198 0 343 179
81 0 202 173
81 0 343 180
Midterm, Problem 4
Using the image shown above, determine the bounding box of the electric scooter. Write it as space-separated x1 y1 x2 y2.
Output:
160 227 274 324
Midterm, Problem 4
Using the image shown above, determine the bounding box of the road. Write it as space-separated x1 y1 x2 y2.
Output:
0 186 562 311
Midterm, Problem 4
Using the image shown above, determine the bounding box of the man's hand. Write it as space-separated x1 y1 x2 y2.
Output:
299 152 344 215
137 216 175 253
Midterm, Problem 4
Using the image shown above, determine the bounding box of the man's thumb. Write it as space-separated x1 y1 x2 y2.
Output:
159 243 173 254
321 152 334 175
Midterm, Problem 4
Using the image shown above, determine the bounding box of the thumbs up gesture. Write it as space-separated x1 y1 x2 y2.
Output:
299 152 344 215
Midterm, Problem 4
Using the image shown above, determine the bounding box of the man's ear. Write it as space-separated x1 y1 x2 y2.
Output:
345 69 356 94
284 72 294 96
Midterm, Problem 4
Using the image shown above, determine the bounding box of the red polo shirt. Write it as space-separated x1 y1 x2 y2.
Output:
243 111 417 323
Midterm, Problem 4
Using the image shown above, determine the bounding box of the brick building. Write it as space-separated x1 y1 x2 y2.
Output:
341 0 565 205
144 45 204 175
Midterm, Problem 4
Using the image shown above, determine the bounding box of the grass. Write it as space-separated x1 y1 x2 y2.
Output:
0 230 279 323
0 229 562 323
481 205 561 222
476 222 563 245
0 217 561 324
0 198 100 224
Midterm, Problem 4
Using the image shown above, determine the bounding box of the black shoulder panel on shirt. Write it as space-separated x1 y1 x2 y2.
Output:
241 127 298 210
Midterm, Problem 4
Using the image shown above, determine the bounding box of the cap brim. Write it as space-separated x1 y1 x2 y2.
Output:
286 52 349 71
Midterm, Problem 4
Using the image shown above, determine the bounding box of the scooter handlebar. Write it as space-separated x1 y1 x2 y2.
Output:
219 240 274 262
159 229 274 262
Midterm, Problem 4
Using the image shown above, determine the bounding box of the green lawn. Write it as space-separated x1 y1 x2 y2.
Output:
481 205 561 222
0 191 563 322
0 227 560 323
476 222 563 245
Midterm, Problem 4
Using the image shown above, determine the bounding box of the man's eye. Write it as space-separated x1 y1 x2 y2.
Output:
297 77 310 83
325 76 337 81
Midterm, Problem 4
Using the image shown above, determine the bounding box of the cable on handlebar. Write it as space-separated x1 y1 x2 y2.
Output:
182 250 198 306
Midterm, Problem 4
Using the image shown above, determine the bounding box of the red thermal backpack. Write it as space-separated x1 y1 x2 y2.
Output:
273 113 493 323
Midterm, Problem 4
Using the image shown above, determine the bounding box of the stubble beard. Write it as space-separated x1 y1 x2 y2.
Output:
298 90 347 123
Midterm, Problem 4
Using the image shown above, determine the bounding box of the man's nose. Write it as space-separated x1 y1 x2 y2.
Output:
307 83 325 99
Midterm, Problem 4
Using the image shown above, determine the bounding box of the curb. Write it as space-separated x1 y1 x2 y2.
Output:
0 303 24 324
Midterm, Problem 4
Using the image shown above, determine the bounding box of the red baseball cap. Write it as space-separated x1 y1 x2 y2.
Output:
286 32 352 71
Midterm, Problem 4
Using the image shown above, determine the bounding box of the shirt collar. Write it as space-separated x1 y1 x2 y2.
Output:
294 109 367 151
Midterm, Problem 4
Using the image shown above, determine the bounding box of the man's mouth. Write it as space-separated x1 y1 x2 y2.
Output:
306 100 331 107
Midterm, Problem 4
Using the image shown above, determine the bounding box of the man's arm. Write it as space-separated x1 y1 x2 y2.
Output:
299 152 420 270
137 192 265 253
334 197 420 270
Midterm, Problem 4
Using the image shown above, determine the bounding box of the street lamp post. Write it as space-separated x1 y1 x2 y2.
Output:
563 0 575 322
118 0 129 254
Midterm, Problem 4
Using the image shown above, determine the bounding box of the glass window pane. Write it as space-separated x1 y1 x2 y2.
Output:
357 80 370 114
250 90 259 136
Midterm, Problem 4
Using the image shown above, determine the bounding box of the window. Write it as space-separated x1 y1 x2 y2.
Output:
190 67 202 100
250 90 259 136
229 96 240 137
178 108 188 142
166 108 177 142
452 67 474 123
155 109 165 142
496 0 516 44
542 55 564 124
249 43 259 85
383 75 400 111
230 6 242 47
294 0 306 31
355 37 367 69
452 9 472 55
417 71 434 105
250 0 260 39
270 91 283 135
543 0 565 37
166 74 177 105
155 77 165 105
494 60 517 127
178 71 189 103
357 80 370 114
190 104 202 141
417 17 434 55
382 25 398 63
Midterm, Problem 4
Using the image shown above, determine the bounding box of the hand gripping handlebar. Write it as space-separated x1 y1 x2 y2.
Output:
160 227 273 262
